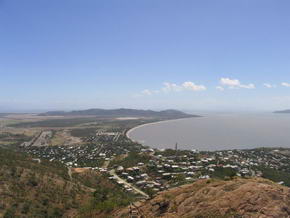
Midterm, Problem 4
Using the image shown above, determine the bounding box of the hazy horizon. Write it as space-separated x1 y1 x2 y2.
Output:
0 108 280 114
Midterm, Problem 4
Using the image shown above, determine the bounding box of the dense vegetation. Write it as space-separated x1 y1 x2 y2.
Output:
211 167 237 179
74 171 136 217
109 151 152 168
258 166 290 186
70 128 98 138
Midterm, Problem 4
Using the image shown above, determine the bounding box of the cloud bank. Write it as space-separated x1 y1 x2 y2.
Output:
139 81 207 96
137 78 290 97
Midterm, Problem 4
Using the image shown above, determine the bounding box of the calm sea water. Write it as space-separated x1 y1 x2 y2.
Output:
128 113 290 151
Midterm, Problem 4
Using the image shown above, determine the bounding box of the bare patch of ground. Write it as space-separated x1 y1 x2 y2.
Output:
50 129 83 146
115 117 140 120
72 168 91 174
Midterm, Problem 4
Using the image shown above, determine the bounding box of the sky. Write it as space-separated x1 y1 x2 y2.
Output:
1 0 290 112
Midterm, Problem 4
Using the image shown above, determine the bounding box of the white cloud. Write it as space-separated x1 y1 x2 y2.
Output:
220 78 240 87
282 82 290 87
161 82 206 93
216 86 225 91
220 78 255 89
141 89 152 95
263 83 276 88
162 82 183 93
182 81 207 91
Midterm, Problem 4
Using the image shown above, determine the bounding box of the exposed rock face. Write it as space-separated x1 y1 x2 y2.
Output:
116 178 290 218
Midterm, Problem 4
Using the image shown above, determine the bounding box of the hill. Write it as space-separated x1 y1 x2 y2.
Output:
0 148 135 218
39 108 197 119
274 109 290 113
115 177 290 218
0 148 86 217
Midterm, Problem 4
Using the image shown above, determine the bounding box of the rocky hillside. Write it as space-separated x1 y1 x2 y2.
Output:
0 147 92 217
116 177 290 218
0 148 134 218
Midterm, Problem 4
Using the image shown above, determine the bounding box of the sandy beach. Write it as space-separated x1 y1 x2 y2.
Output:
126 117 196 143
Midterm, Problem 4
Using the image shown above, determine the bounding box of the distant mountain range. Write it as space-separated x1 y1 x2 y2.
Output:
274 109 290 113
39 108 198 119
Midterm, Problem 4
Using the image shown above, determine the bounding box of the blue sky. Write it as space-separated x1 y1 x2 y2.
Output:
1 0 290 112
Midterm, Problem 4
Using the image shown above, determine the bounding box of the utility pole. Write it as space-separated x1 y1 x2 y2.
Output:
175 142 178 160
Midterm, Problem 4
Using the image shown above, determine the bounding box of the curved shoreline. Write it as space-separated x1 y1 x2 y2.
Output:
126 117 198 144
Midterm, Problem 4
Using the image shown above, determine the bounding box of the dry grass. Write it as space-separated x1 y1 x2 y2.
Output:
50 130 83 146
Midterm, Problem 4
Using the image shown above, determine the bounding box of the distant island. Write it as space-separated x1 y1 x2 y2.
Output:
39 108 198 119
274 109 290 114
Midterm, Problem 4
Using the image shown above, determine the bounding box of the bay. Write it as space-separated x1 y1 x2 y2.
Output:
128 113 290 151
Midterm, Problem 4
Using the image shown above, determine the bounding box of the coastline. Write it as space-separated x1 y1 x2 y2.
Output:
126 114 290 152
126 117 198 144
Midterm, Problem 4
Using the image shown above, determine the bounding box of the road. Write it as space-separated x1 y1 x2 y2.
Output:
102 159 110 168
113 133 121 142
67 167 72 181
109 169 149 199
67 167 96 192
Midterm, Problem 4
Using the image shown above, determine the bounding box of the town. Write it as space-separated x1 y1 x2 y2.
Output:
16 124 290 199
2 113 290 199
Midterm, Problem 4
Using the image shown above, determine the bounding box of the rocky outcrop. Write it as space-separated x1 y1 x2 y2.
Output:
116 178 290 218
